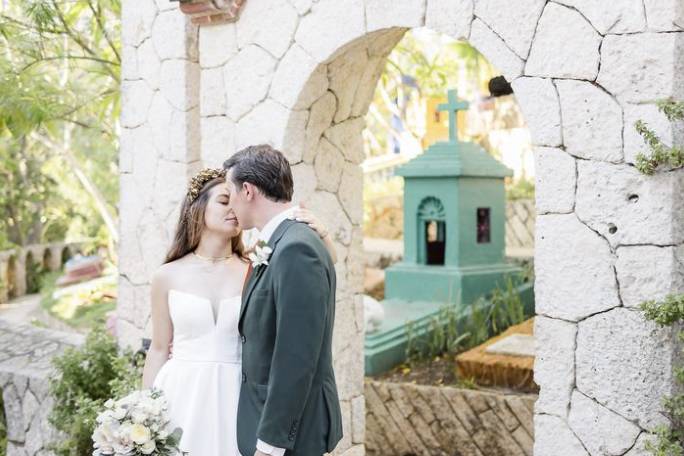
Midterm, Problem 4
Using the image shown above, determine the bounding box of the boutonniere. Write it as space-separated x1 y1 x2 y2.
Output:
248 240 273 268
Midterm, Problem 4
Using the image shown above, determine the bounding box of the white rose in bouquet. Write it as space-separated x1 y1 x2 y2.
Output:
92 389 184 456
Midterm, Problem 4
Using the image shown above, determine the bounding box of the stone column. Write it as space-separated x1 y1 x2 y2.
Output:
527 5 684 454
118 0 201 349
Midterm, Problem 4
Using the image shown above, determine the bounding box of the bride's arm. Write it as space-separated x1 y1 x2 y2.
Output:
141 268 173 389
291 208 338 264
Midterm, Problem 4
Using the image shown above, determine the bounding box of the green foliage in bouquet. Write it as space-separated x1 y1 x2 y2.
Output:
48 325 144 456
635 100 684 175
641 293 684 455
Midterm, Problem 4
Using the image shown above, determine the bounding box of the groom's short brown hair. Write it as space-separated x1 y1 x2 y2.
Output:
223 144 294 202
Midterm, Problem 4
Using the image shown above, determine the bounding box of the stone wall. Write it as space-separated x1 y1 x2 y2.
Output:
0 242 85 304
0 320 85 455
365 380 535 456
120 0 684 454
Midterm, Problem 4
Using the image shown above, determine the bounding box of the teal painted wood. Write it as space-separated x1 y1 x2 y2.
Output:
369 89 529 375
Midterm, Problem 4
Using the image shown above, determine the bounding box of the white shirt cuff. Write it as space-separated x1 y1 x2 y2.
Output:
256 439 286 456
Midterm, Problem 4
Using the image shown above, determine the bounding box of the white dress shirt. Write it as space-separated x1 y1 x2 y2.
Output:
255 205 299 456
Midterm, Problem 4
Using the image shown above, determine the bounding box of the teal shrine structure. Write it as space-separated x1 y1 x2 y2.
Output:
364 89 530 375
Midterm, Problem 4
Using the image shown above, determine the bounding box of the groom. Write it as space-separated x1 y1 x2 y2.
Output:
224 145 343 456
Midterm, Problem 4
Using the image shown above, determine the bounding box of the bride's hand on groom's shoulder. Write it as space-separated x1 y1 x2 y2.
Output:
290 203 329 240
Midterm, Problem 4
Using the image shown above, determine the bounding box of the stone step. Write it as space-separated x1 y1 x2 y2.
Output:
456 318 537 392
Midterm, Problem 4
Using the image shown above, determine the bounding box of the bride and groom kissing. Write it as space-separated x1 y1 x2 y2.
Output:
140 144 344 455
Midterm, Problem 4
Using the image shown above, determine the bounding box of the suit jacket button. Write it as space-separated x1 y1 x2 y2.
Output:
241 373 247 383
241 335 246 344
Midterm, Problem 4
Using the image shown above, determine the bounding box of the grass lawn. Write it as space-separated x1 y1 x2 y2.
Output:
40 268 117 330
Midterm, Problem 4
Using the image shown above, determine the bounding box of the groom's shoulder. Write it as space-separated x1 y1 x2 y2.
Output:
278 221 329 257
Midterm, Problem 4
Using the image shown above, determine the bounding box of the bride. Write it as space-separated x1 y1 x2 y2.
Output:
141 168 336 455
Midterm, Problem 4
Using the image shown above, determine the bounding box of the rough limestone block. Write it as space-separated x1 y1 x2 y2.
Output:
329 45 369 123
323 118 366 165
534 414 588 456
152 10 190 60
534 147 575 214
160 59 200 112
295 0 366 62
533 316 576 417
474 0 546 58
270 44 328 110
624 433 658 456
615 245 684 309
623 102 680 165
556 80 623 163
568 390 641 455
199 23 237 68
237 0 298 59
121 0 157 47
535 214 620 321
470 19 524 82
314 138 345 193
121 44 139 82
235 100 289 149
525 3 600 79
291 163 317 203
366 0 426 32
121 80 155 129
512 77 562 147
200 67 227 117
597 33 684 103
338 162 364 225
223 45 277 121
554 0 646 34
425 0 473 39
576 308 675 429
137 39 161 90
290 0 313 15
304 91 337 163
576 161 684 247
200 116 236 167
644 0 684 31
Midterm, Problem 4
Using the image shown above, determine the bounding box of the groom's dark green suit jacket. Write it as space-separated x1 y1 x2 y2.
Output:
237 219 343 456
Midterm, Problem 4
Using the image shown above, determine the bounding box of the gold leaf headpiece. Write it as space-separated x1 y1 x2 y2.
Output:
187 168 226 204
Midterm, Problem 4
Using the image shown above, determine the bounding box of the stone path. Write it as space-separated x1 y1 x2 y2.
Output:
0 293 77 334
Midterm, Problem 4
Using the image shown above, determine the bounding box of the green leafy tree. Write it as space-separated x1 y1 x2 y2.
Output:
0 0 121 251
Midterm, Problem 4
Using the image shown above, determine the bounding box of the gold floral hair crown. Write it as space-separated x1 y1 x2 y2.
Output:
186 168 226 204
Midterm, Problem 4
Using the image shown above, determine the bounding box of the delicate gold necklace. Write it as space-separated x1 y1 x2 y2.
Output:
192 251 233 263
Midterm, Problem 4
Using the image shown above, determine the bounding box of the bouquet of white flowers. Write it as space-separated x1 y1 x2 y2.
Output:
92 388 185 456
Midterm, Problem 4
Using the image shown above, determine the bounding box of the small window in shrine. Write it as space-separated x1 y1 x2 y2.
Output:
425 220 446 265
477 208 491 244
434 110 441 123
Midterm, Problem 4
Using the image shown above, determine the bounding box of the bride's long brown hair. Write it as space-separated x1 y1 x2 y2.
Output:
164 176 247 264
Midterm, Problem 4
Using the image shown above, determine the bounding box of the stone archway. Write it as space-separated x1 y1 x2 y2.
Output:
121 1 683 454
42 248 53 272
60 247 72 267
6 256 17 300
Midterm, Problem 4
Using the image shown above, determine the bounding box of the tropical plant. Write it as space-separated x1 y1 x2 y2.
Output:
48 325 143 456
640 293 684 455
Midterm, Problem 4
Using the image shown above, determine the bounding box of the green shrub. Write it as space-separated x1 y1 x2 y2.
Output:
405 274 531 365
641 293 684 455
635 100 684 175
48 325 143 456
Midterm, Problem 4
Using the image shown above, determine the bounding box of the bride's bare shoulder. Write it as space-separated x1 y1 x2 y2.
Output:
152 256 190 287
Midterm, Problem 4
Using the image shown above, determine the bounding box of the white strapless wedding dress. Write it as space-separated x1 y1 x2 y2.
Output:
153 289 243 456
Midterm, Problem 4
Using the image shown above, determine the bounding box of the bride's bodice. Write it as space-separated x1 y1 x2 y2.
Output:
167 289 242 364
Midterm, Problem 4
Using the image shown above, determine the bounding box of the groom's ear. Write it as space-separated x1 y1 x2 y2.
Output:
243 181 257 201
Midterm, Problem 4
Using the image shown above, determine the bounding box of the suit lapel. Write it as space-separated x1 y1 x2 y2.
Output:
238 219 297 330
